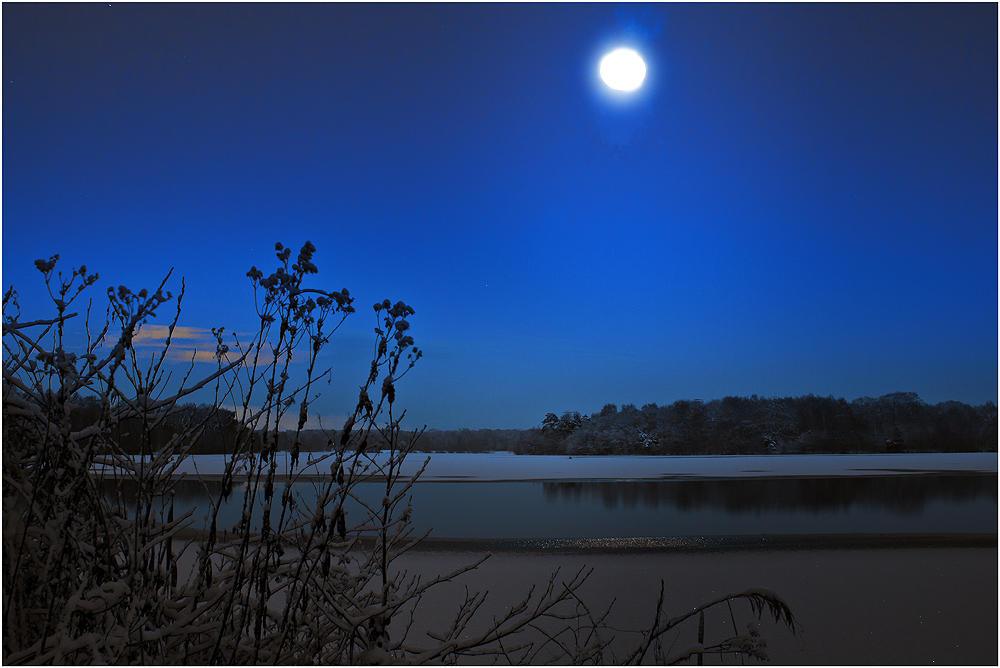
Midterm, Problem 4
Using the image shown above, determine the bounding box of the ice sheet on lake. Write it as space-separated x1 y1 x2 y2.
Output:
162 451 997 481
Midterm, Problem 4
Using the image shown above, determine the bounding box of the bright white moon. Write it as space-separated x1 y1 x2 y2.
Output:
599 48 646 91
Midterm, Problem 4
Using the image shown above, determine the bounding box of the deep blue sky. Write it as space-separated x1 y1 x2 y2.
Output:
3 3 997 429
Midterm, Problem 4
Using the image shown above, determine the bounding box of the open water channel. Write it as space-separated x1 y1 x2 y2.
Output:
113 469 997 540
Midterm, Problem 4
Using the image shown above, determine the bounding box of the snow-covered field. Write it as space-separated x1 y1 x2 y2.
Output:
163 451 997 481
398 544 997 665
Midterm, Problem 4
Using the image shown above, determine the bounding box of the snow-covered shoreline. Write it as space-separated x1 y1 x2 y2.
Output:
155 451 996 481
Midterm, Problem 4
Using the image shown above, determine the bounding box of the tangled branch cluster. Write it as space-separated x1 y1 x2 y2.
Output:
3 241 795 664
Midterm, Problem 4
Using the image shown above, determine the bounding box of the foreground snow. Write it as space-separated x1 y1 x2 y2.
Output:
395 545 997 665
163 451 997 481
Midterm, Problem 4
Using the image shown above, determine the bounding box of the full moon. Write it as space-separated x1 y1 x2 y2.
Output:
599 48 646 91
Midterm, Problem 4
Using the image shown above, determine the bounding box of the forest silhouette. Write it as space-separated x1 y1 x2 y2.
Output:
77 391 996 456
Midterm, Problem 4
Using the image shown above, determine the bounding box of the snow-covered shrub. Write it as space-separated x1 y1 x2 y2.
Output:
3 243 796 664
623 586 797 665
1 244 607 664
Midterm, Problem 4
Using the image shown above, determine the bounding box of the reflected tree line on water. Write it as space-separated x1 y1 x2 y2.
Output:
541 475 998 514
70 391 997 456
103 475 998 532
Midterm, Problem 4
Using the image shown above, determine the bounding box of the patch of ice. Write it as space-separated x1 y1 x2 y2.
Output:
123 451 997 481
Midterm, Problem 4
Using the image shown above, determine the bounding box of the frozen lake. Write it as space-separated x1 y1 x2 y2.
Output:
107 452 998 540
115 452 996 664
160 450 997 481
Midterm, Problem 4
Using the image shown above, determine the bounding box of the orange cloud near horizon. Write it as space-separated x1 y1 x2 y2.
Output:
128 325 246 365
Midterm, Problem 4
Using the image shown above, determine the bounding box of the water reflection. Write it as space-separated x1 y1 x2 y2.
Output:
103 477 222 507
99 473 998 539
541 474 998 515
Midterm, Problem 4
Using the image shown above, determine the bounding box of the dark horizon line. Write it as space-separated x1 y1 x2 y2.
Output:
295 390 1000 433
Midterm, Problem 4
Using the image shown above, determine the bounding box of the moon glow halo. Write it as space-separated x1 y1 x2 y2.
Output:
599 48 646 91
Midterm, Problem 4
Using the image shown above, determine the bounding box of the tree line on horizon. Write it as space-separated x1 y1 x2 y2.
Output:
419 392 997 456
69 391 997 457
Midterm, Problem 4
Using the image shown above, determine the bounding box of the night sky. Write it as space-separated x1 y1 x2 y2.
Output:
3 3 997 430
